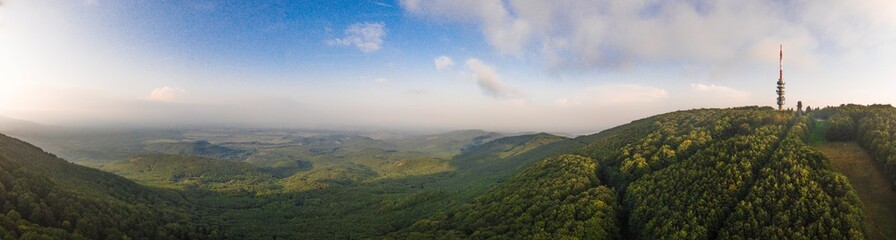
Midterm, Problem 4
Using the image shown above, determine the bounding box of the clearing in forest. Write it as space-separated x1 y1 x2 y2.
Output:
817 141 896 240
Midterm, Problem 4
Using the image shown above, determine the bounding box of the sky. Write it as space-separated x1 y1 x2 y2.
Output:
1 0 895 134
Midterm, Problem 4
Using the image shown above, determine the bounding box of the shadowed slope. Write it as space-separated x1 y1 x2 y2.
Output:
0 133 222 239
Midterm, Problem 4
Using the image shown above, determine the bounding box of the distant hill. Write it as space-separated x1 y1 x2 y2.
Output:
279 132 583 239
453 132 567 167
0 115 47 132
0 133 222 239
243 130 501 184
143 140 253 161
103 154 278 194
382 129 504 159
0 126 184 162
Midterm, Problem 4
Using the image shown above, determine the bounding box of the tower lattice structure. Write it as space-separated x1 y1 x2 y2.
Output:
776 45 785 110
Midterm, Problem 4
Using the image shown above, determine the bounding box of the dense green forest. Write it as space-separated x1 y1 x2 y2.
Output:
2 105 895 239
393 106 869 239
719 121 864 239
817 104 896 190
388 154 619 239
611 108 864 239
0 134 222 239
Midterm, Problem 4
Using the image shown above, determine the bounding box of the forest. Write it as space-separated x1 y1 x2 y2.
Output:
393 106 867 239
610 108 864 239
818 104 896 190
388 154 620 239
1 105 894 239
0 134 222 239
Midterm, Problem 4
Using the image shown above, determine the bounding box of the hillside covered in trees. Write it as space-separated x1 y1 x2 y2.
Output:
389 154 620 239
818 104 896 190
390 106 869 239
0 134 222 239
3 105 896 239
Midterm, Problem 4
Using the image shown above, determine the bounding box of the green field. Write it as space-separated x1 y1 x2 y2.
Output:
817 142 896 240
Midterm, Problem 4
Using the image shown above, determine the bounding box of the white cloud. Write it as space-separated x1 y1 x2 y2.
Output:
584 84 668 106
400 0 896 72
148 86 184 102
434 56 454 71
401 0 531 55
374 77 390 85
327 22 386 53
369 1 392 8
690 83 749 101
464 58 520 98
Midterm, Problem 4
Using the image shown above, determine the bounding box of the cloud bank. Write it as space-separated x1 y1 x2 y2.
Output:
401 0 896 71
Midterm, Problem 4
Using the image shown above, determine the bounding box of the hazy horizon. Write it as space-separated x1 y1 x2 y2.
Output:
2 1 895 133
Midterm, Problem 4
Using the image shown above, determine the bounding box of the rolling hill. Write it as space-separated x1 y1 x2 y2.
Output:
194 132 583 239
2 105 896 239
103 154 278 194
143 140 253 161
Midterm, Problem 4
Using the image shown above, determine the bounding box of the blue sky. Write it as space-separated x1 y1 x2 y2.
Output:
1 0 895 134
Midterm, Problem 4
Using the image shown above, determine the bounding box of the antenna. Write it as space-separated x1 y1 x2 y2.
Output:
776 45 785 110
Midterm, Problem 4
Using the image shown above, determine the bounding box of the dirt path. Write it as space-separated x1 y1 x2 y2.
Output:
817 142 896 240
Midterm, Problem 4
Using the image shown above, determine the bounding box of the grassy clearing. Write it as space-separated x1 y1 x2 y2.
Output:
817 141 896 240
